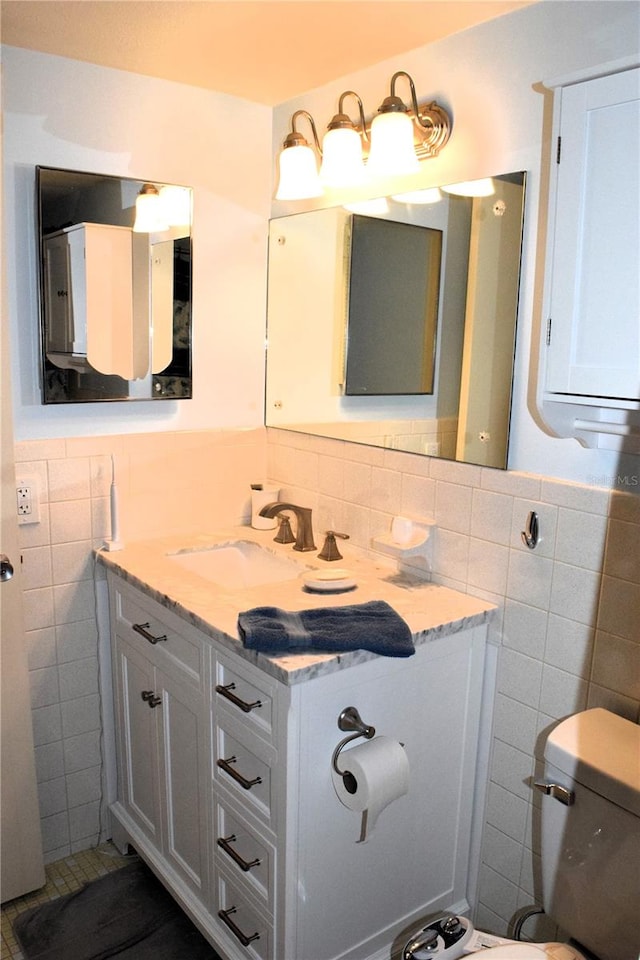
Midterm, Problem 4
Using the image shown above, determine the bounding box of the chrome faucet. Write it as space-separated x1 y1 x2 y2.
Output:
259 502 316 552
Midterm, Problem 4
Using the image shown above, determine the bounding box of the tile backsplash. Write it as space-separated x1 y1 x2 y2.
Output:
15 425 639 940
266 428 640 939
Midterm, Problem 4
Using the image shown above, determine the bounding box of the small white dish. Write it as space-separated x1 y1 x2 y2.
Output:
302 568 357 593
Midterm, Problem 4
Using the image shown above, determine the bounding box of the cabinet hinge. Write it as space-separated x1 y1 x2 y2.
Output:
556 136 562 164
546 317 552 346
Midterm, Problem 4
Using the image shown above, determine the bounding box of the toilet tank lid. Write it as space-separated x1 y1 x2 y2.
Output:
545 708 640 816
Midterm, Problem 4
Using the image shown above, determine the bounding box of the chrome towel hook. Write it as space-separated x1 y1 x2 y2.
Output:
521 510 539 549
331 706 376 777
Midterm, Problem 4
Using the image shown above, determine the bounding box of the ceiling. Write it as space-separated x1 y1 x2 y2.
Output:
1 0 532 105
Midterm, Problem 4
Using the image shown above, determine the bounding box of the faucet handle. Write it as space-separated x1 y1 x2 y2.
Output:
274 513 296 545
318 530 349 561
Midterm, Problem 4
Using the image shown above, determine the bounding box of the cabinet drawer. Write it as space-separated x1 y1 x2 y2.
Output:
113 582 203 686
214 653 275 743
215 871 273 960
214 721 276 830
214 798 274 912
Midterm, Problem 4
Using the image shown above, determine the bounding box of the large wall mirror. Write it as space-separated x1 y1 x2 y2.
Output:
37 166 193 403
266 171 526 469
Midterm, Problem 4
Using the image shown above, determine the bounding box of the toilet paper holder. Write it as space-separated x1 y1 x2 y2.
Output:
331 706 376 777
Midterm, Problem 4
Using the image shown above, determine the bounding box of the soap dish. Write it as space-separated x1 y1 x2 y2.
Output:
302 568 357 593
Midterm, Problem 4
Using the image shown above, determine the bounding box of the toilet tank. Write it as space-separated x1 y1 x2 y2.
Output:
540 708 640 960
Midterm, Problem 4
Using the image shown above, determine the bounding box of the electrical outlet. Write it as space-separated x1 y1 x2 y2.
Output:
16 477 41 525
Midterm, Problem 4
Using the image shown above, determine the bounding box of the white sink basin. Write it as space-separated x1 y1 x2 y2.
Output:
168 540 303 590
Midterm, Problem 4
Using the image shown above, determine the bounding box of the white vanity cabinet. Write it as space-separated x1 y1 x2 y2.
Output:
539 62 640 449
109 579 210 906
105 570 489 960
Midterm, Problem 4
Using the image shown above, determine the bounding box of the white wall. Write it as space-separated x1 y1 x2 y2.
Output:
2 45 272 441
270 0 640 486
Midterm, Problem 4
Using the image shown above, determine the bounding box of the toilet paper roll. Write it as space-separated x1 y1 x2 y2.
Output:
331 736 409 842
250 485 280 529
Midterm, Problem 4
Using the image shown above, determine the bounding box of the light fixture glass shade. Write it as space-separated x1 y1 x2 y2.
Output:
442 178 495 197
133 186 169 233
367 110 420 178
320 126 366 188
275 144 323 200
343 198 390 216
159 185 191 227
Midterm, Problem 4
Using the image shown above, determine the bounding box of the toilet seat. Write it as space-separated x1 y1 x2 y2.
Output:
465 944 587 959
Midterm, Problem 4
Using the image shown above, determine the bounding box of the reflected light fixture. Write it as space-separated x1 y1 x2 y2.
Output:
442 178 495 197
133 183 169 233
275 110 323 200
275 71 451 201
391 187 443 205
343 197 390 216
159 185 191 227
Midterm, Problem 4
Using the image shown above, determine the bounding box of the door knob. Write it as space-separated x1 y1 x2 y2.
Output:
1 554 14 582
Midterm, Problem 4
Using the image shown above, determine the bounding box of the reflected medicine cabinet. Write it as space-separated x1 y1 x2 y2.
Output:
37 167 193 404
539 62 640 452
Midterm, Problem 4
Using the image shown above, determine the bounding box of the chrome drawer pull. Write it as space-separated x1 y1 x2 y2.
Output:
218 906 260 947
217 756 262 790
132 621 167 645
215 682 262 713
141 690 162 708
217 834 261 872
534 780 575 806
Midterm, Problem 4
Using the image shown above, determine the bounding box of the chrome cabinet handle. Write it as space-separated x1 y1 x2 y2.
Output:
218 906 260 947
215 682 262 714
133 621 167 644
217 834 261 872
141 690 162 708
217 755 262 790
534 780 575 805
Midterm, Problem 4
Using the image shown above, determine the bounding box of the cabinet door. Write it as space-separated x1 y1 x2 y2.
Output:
113 635 162 848
43 234 73 355
545 67 640 400
157 666 208 901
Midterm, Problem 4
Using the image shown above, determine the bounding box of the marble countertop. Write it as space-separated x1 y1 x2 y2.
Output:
96 528 495 685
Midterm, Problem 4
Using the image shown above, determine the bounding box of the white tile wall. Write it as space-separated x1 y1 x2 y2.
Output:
14 425 639 935
14 427 266 863
266 427 640 938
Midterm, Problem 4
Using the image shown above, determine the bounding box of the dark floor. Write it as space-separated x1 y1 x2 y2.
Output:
1 843 131 959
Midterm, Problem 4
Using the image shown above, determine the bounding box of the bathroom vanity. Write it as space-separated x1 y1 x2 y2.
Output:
98 532 494 960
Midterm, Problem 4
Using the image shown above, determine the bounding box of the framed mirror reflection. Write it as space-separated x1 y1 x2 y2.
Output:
266 171 526 469
36 166 193 403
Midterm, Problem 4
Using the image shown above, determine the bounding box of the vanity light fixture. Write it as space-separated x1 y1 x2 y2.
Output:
132 183 169 233
275 71 451 201
275 110 323 200
320 91 368 188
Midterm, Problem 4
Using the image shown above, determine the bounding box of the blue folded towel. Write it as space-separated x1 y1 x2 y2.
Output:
237 600 414 658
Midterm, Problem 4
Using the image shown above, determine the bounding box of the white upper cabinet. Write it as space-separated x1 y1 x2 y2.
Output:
539 62 640 450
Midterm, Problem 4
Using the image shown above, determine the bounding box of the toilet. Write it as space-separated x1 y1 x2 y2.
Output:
402 708 640 960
